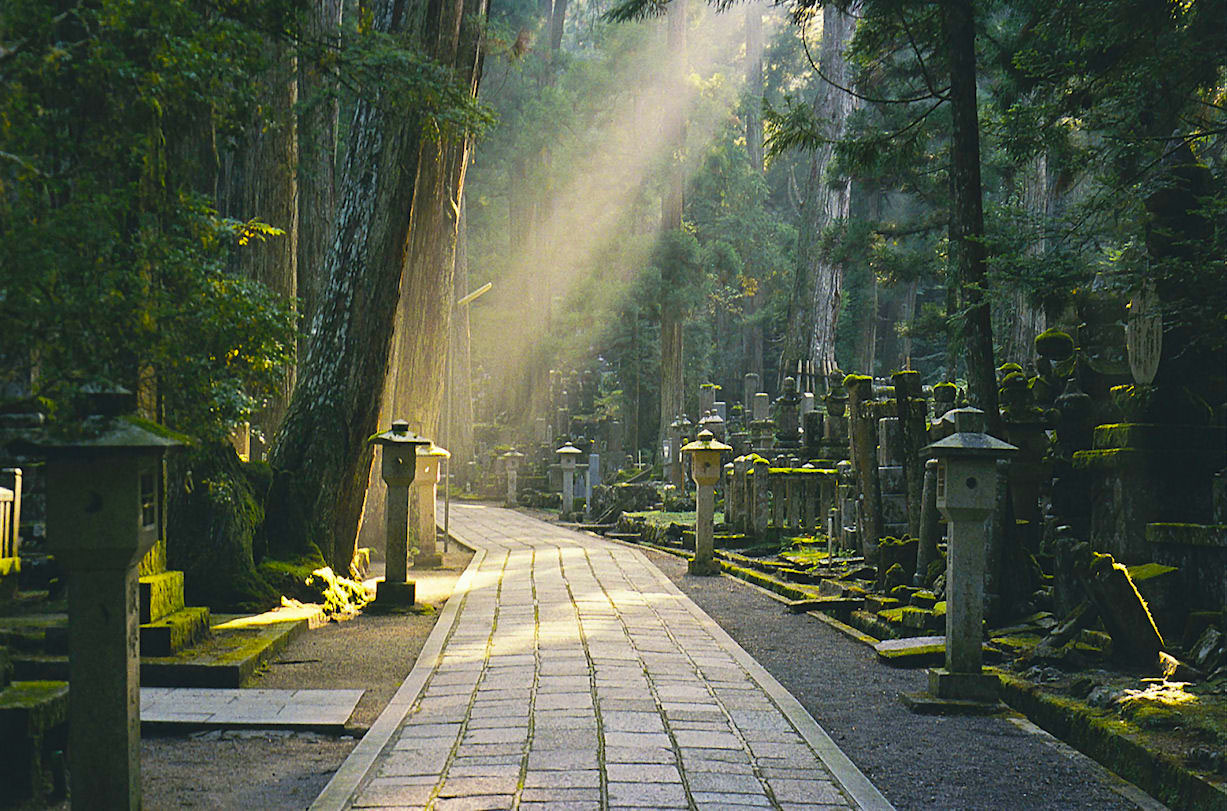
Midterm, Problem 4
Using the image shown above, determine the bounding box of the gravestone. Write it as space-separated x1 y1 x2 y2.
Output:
773 377 803 449
743 373 760 410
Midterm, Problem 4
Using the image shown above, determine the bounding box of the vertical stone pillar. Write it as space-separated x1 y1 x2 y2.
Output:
892 369 926 540
914 459 941 586
556 442 582 520
413 444 448 568
732 456 749 533
846 375 884 558
800 468 815 533
387 476 410 583
786 473 801 530
743 373 760 411
751 457 770 537
723 461 735 526
752 392 770 421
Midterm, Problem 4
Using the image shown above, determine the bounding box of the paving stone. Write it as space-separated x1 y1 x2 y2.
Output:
607 780 689 807
601 710 666 732
352 781 434 807
602 745 679 764
525 748 599 771
433 795 515 810
605 762 681 783
766 778 846 804
521 769 600 788
603 730 672 748
692 791 775 808
438 775 519 796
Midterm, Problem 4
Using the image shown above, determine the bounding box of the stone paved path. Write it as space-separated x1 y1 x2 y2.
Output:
313 504 890 810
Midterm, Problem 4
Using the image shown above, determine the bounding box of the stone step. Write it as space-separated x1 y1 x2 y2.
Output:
12 616 307 688
0 679 69 806
140 570 186 623
140 605 211 657
864 595 902 613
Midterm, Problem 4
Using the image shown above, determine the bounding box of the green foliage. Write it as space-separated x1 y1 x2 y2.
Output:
0 1 298 439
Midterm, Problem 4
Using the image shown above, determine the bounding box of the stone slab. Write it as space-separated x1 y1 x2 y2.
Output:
140 687 363 731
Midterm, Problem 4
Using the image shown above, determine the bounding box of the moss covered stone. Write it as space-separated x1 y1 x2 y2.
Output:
1035 329 1074 360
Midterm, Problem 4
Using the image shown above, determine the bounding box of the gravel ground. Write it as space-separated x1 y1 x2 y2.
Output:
638 546 1158 811
39 531 1163 809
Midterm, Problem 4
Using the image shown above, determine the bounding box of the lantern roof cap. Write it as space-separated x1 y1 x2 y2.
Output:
501 448 525 459
418 442 450 458
681 429 732 454
369 419 430 447
8 415 186 456
556 442 583 456
922 407 1017 459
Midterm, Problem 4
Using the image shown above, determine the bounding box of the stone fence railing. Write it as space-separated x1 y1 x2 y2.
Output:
723 457 837 539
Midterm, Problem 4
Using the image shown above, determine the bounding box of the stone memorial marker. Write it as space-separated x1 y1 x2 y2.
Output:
904 408 1016 713
1125 281 1162 386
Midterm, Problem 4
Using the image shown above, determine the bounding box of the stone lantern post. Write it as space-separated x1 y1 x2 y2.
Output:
413 443 449 568
556 442 582 519
905 407 1016 712
682 429 732 576
370 420 429 604
14 399 181 809
501 448 524 506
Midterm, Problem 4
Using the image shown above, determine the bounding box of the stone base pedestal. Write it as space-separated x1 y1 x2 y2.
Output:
899 668 1004 715
687 558 720 576
375 579 416 606
413 554 443 569
927 666 998 701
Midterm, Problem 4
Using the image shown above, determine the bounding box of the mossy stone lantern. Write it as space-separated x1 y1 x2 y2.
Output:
907 407 1016 711
413 442 450 568
369 420 429 603
682 429 732 576
12 394 182 810
501 448 525 507
556 442 582 519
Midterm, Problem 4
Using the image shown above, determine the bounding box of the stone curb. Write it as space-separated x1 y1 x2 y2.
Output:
309 537 484 811
995 671 1226 811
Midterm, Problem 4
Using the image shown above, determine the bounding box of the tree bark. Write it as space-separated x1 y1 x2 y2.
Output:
744 2 764 173
791 3 859 379
357 0 487 560
266 0 485 570
941 0 998 425
297 0 344 357
658 0 687 443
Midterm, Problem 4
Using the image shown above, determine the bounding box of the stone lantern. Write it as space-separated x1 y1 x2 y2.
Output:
556 442 582 519
906 407 1016 711
501 448 525 507
413 442 450 568
13 398 181 809
369 420 429 603
681 429 732 576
